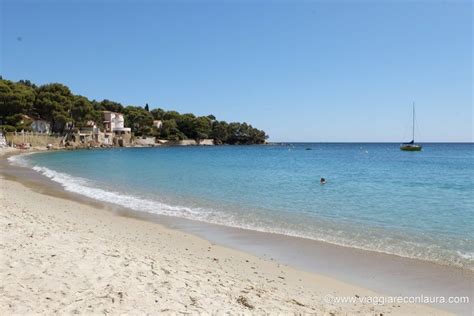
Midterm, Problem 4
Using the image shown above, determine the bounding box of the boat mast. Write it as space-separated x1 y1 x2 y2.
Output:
412 102 415 142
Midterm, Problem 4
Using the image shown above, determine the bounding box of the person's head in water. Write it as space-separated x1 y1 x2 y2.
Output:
320 177 326 184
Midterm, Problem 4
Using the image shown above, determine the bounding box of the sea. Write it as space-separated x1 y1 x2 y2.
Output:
9 143 474 270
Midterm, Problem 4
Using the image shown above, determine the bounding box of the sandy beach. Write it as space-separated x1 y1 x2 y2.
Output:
0 153 451 315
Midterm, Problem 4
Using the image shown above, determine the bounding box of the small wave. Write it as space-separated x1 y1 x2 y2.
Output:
32 165 210 219
457 251 474 261
8 152 37 167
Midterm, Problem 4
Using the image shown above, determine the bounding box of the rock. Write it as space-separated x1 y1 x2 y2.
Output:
237 296 254 310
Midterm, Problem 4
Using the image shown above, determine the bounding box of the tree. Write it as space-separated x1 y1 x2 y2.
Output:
163 110 181 121
175 113 196 138
192 116 212 140
160 119 186 141
226 122 267 144
98 99 124 113
123 106 153 136
33 83 73 133
0 81 16 119
3 114 32 131
151 108 165 120
0 79 36 120
52 111 69 133
18 79 37 89
71 95 94 127
211 121 229 144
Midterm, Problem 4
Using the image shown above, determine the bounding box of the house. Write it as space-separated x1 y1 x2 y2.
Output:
153 120 163 129
102 111 131 146
103 111 131 133
78 121 101 144
80 120 98 133
30 118 51 133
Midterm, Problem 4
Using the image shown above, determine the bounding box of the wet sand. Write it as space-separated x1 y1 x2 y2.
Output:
1 149 471 314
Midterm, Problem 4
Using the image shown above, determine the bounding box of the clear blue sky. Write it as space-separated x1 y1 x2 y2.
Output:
1 0 472 142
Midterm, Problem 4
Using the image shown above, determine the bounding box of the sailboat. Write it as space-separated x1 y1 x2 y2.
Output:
400 103 422 151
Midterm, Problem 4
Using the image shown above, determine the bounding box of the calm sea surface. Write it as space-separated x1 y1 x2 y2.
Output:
12 143 474 269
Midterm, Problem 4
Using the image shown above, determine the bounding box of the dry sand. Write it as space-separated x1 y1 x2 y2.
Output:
0 169 449 314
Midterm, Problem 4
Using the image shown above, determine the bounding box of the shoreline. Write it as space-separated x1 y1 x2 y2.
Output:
1 148 472 314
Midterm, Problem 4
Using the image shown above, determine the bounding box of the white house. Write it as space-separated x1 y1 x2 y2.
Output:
153 120 163 129
103 111 131 133
31 119 51 133
102 111 132 146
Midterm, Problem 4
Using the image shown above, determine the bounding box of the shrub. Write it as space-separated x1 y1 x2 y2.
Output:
0 125 16 133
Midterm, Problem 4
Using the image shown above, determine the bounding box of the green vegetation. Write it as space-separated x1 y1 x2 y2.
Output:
0 77 268 144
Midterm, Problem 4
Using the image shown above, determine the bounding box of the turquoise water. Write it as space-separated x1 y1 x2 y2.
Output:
12 143 474 269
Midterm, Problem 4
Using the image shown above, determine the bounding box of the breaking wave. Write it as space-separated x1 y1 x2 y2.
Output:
7 152 36 167
31 165 217 220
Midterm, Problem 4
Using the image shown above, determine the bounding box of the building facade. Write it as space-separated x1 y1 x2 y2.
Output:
31 119 51 133
103 111 131 133
102 111 132 146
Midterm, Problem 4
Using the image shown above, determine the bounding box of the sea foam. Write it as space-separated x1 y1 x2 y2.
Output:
8 153 36 167
31 165 212 220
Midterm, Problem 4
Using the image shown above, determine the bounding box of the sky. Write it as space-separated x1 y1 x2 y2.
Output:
1 0 472 142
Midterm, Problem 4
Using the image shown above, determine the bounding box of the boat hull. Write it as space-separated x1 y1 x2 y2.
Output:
400 144 422 151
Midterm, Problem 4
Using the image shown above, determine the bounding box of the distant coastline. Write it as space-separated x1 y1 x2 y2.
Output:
0 77 268 150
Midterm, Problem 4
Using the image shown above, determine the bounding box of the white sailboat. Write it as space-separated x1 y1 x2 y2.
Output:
400 103 422 151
